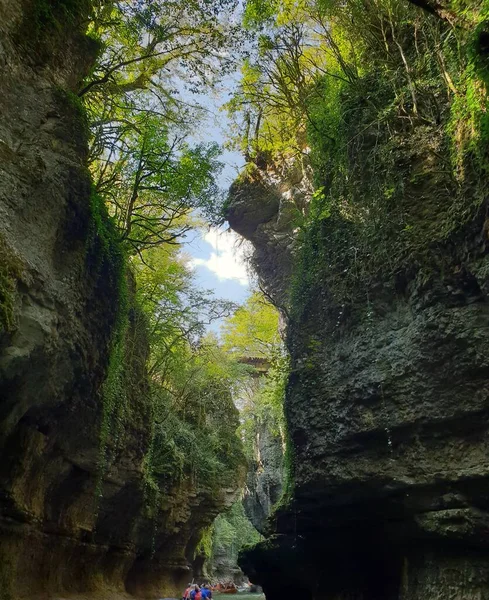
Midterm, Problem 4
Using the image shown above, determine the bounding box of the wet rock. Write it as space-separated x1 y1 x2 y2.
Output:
243 422 283 535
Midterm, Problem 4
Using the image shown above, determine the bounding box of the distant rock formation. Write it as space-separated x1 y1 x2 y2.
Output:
243 421 284 535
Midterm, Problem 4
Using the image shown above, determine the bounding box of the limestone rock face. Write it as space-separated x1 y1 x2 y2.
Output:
253 274 489 600
209 544 247 585
234 204 489 598
243 422 283 535
226 161 310 311
0 2 238 597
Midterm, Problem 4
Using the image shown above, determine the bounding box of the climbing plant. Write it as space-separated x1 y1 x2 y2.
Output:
210 501 262 574
227 0 489 318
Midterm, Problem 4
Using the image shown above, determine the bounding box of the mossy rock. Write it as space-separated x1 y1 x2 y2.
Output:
15 0 99 66
0 236 24 335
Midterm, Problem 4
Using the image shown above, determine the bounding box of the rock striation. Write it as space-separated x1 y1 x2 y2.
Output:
227 159 311 312
0 1 239 597
243 421 283 535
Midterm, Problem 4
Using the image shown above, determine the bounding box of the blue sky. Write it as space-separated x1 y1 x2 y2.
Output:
185 227 251 306
181 79 252 308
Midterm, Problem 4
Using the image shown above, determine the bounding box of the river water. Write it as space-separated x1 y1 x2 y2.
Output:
213 594 264 600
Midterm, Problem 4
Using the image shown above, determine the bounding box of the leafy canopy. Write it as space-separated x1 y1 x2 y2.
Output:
222 292 281 359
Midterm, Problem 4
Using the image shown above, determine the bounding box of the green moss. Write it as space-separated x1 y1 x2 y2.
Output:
94 325 129 502
87 189 130 502
196 525 214 560
65 89 90 136
19 0 92 46
447 24 489 173
271 419 295 516
15 0 103 72
211 501 262 572
290 27 489 322
0 237 23 335
98 317 128 450
87 190 125 280
95 318 130 492
53 87 91 150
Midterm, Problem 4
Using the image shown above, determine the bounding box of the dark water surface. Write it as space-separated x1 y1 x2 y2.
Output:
213 594 265 600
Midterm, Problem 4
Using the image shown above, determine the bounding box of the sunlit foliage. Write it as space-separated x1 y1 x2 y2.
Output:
222 291 281 360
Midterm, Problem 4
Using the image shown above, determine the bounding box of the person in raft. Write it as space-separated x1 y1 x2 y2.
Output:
201 584 212 600
183 584 193 600
190 585 202 600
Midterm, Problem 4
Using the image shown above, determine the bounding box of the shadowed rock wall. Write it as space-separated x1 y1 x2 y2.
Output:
243 422 283 535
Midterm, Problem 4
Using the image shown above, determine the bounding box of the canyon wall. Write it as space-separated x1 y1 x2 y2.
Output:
243 421 283 535
0 1 239 597
229 7 489 598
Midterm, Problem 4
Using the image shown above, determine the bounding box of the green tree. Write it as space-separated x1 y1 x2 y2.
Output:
221 292 287 462
210 500 262 572
131 249 247 493
222 292 281 360
84 0 243 254
94 115 223 256
83 0 241 100
134 248 236 381
226 0 357 160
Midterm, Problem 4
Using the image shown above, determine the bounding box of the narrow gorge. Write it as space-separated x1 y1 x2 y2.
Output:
2 0 489 599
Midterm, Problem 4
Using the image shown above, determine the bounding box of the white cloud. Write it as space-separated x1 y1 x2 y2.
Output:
192 228 250 286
